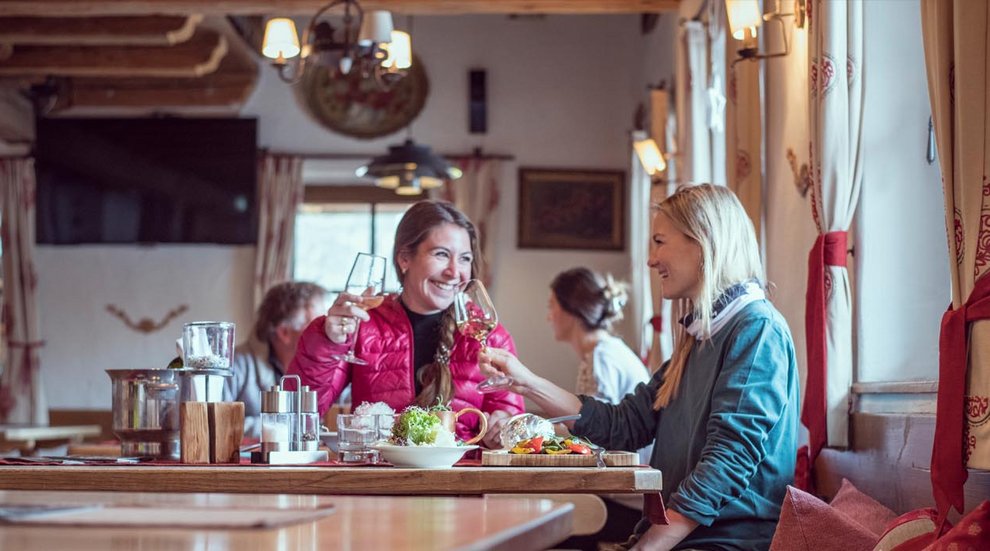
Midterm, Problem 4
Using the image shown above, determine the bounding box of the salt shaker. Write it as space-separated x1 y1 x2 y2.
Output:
253 374 327 464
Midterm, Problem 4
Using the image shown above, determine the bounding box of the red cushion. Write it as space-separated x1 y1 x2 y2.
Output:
873 508 941 551
830 478 898 536
770 485 879 551
873 500 990 551
926 500 990 550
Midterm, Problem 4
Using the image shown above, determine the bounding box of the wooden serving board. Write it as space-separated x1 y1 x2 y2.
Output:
482 450 638 467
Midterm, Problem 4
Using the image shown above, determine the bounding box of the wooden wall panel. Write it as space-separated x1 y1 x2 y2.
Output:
816 412 990 519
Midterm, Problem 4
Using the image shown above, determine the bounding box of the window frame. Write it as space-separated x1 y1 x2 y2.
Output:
295 185 418 293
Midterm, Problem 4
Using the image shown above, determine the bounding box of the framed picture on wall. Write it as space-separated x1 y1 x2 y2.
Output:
517 168 625 250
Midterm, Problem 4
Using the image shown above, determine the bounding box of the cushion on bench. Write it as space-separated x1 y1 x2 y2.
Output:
770 479 897 551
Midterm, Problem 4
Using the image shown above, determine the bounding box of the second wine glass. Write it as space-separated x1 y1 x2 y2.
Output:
454 279 514 393
332 252 387 366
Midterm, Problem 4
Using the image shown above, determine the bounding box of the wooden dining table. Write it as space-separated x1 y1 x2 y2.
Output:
0 424 102 454
0 489 573 550
0 463 663 496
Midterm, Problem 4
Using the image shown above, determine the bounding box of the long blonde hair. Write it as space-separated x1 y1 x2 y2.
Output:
653 184 764 409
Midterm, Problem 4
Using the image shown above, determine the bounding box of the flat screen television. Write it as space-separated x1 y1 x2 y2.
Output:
35 117 258 245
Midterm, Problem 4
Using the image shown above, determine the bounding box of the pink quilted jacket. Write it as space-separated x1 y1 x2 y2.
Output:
287 295 525 441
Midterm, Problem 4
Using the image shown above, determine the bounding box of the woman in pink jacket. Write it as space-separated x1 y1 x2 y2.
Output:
288 200 524 445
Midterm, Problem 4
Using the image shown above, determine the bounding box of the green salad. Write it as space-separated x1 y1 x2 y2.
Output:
391 406 443 446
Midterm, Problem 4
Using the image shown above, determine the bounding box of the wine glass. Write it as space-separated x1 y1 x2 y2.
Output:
454 279 513 393
332 253 387 365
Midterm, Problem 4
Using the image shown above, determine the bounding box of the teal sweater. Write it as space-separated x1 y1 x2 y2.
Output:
574 300 798 550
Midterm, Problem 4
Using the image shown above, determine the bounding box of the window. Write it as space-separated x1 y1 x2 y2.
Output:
292 186 414 294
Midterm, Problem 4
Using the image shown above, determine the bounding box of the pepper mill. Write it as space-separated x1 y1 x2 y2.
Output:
251 374 328 464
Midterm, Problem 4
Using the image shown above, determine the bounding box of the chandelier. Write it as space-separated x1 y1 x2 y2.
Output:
357 139 464 196
261 0 411 87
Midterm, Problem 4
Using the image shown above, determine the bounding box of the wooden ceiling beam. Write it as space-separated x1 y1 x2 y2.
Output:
64 72 257 109
0 0 680 16
0 28 227 78
0 15 203 46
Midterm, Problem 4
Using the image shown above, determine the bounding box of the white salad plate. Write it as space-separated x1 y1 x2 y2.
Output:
371 443 478 468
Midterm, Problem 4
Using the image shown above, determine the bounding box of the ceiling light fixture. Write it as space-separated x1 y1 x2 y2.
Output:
356 139 464 196
261 0 411 88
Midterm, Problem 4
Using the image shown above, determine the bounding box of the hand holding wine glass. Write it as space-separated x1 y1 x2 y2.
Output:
454 279 513 393
329 253 386 366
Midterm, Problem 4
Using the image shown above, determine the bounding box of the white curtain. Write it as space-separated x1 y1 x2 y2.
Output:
725 12 764 240
801 0 863 482
921 0 990 521
254 154 303 307
440 157 502 288
0 157 47 425
676 20 714 184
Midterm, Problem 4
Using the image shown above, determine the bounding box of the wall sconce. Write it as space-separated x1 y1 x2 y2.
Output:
261 0 409 88
633 130 667 179
726 0 806 62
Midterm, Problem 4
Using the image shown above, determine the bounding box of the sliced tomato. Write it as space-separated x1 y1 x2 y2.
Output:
526 436 544 453
566 442 591 455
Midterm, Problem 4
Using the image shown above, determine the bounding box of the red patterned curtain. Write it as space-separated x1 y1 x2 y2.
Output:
921 0 990 524
799 0 863 489
254 154 303 307
437 157 501 289
0 157 47 425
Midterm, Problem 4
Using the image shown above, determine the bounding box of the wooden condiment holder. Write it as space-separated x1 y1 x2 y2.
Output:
181 401 245 464
179 402 210 464
208 402 245 464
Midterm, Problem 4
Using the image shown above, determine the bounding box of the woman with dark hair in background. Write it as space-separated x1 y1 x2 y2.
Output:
288 200 524 443
549 267 650 405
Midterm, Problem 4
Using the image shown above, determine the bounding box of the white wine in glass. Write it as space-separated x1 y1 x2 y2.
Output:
454 279 513 393
332 253 387 365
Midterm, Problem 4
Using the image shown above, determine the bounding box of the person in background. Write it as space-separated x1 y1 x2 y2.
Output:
547 267 652 549
224 281 327 438
549 267 650 405
288 200 524 445
483 184 798 550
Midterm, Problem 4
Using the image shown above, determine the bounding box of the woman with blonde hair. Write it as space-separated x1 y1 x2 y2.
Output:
483 184 798 550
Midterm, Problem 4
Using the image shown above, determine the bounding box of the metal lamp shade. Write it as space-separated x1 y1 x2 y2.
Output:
357 139 463 194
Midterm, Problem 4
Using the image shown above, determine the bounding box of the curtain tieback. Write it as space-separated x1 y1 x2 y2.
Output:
649 315 663 333
932 274 990 526
822 231 848 267
798 230 849 491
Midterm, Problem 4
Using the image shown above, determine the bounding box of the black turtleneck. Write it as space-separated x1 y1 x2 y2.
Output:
401 300 444 395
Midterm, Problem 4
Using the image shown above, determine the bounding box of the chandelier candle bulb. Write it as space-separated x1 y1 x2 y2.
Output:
359 11 394 45
262 18 301 60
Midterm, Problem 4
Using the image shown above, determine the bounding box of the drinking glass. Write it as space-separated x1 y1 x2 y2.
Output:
336 414 381 463
332 253 387 366
454 279 513 393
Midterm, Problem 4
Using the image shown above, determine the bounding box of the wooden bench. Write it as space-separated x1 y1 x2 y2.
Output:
815 412 990 519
